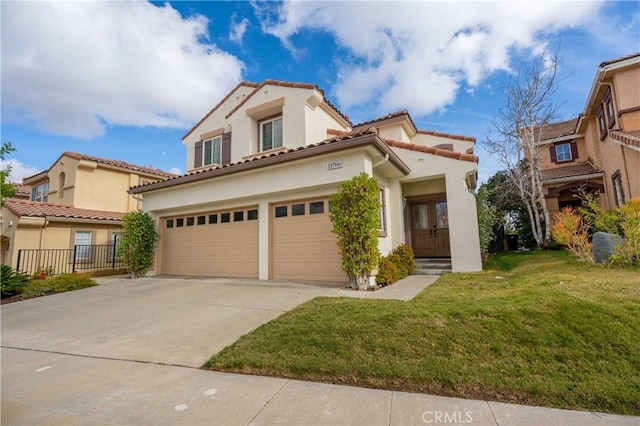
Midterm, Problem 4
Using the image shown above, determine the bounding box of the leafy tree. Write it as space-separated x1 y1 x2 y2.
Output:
476 186 499 256
330 173 380 290
481 170 536 248
1 142 17 206
118 211 158 278
486 48 563 248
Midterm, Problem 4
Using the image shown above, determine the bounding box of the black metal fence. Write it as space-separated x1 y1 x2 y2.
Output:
16 242 124 276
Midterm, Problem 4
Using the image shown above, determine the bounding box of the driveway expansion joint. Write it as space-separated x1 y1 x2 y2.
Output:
246 378 290 425
0 345 199 370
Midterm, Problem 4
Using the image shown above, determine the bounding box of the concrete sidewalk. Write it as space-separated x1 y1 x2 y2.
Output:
2 347 637 425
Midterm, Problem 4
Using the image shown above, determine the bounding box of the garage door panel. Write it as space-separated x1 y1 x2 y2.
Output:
161 209 258 278
272 199 346 282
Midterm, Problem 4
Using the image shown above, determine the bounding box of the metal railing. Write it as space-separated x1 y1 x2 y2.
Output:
16 241 124 276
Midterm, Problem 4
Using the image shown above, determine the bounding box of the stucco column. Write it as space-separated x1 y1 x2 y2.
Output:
258 199 270 280
445 174 482 272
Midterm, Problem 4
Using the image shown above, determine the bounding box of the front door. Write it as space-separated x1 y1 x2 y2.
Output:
411 199 451 257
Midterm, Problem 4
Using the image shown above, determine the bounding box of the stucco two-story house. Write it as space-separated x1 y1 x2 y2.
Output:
534 53 640 217
1 152 175 271
129 80 482 283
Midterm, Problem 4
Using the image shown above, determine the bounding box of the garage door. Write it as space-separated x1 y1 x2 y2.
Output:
271 199 345 282
161 207 258 278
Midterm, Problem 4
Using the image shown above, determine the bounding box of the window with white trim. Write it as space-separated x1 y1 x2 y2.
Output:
31 182 49 202
260 116 283 151
74 231 92 261
203 136 222 166
555 143 572 162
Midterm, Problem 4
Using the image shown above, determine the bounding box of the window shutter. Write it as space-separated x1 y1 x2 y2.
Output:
570 142 578 161
194 141 203 168
549 145 557 163
222 132 231 165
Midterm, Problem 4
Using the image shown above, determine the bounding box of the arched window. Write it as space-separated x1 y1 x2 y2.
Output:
58 172 65 199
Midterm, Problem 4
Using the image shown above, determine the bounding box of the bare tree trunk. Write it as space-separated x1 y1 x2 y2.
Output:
485 47 562 248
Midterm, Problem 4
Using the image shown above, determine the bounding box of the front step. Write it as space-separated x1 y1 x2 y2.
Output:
413 259 452 276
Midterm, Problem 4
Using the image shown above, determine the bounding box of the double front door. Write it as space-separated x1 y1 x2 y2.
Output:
411 199 450 257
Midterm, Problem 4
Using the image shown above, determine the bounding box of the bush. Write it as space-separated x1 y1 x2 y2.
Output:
22 274 96 298
391 244 415 278
618 198 640 263
551 207 594 263
1 264 30 298
376 256 400 287
376 244 416 287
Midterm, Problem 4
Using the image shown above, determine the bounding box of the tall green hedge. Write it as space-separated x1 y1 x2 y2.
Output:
330 173 380 290
118 211 158 278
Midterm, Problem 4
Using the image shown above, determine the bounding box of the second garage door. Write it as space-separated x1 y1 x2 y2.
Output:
271 199 345 282
161 207 259 278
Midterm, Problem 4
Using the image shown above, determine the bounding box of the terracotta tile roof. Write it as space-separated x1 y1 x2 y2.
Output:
541 162 602 181
223 79 351 125
610 130 640 149
538 118 579 141
4 199 125 221
327 128 477 162
353 110 418 133
62 152 177 178
11 183 31 196
600 52 640 67
23 152 177 182
383 138 478 163
182 81 260 140
130 128 411 194
416 129 476 143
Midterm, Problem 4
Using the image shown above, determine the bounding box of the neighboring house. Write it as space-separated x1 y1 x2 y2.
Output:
9 183 31 200
534 53 640 217
129 80 482 283
1 152 175 269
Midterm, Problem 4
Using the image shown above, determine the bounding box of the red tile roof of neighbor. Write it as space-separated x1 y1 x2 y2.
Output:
11 183 31 196
538 118 579 141
4 199 125 221
22 152 177 182
541 162 601 181
610 130 640 149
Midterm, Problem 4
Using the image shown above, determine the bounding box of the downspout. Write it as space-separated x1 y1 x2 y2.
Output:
372 154 389 168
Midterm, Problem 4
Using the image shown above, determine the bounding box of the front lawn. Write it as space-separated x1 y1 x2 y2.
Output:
205 251 640 415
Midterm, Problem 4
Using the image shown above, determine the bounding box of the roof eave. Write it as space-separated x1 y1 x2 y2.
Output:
129 134 410 195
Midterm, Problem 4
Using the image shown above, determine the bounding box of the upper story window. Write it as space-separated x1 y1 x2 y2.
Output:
203 136 222 166
58 172 65 199
597 105 607 141
555 143 572 162
260 116 283 151
31 182 49 202
604 88 615 129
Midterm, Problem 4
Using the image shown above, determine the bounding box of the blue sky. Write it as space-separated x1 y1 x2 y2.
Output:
2 1 639 184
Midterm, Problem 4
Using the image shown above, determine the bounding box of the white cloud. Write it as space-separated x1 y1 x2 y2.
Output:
229 15 250 44
2 159 41 183
256 1 603 117
2 1 245 139
168 167 183 176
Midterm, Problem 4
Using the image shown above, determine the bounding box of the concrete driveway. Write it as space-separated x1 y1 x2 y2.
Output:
1 276 341 367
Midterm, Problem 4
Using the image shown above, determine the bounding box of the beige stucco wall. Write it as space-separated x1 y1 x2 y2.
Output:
183 84 348 172
393 147 482 273
612 67 640 112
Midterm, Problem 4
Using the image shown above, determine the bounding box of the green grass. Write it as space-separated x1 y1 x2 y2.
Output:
21 273 97 298
205 251 640 415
